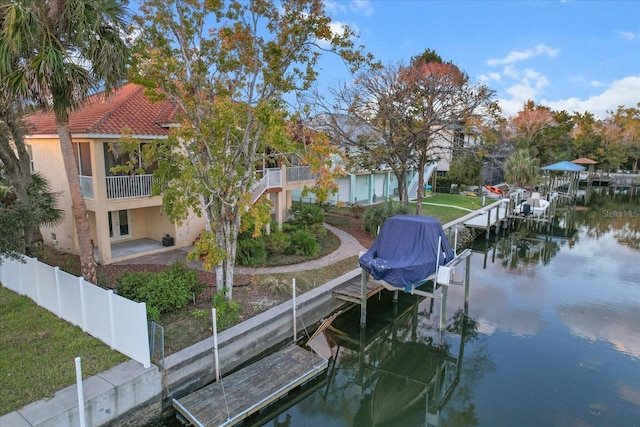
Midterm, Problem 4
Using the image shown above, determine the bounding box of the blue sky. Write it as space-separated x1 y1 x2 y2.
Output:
317 0 640 118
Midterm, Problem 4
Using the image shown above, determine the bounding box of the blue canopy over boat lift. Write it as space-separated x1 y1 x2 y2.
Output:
541 160 585 202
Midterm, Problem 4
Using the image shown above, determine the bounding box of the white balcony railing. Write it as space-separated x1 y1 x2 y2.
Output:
106 174 154 199
286 165 314 182
251 168 282 203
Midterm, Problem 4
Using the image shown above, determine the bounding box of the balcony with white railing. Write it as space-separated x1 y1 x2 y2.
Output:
286 165 315 182
251 168 282 203
106 174 154 199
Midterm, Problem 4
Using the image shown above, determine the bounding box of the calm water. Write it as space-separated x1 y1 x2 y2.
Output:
161 196 639 427
251 196 640 427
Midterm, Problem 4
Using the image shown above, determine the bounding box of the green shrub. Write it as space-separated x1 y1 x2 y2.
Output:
236 235 266 266
146 306 161 323
265 230 290 254
115 261 205 319
349 204 364 218
213 290 242 329
363 200 409 236
288 229 319 257
281 221 298 233
262 277 292 296
114 271 153 302
164 261 206 296
289 202 324 229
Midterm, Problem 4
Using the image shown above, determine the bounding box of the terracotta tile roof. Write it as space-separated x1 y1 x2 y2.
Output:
24 83 180 137
571 157 598 165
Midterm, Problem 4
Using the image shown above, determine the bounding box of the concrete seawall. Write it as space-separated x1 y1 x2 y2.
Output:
1 204 499 426
162 267 358 404
1 268 360 426
0 360 162 427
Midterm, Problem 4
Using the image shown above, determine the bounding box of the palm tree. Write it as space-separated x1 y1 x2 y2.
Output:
504 148 539 187
0 170 64 257
0 0 130 282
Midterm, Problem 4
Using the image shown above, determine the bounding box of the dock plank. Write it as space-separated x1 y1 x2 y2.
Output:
464 204 508 229
173 345 327 426
333 278 384 304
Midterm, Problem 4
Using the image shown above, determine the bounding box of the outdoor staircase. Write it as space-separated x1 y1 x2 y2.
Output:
408 162 438 200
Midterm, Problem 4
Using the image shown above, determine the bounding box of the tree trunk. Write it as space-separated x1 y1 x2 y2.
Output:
0 107 43 254
393 167 409 207
214 205 241 300
56 120 97 284
416 156 426 215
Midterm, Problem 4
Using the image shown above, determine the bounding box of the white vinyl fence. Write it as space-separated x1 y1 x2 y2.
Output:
0 256 150 368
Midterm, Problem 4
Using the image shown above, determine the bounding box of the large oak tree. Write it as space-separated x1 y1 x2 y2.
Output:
325 49 497 212
132 0 369 299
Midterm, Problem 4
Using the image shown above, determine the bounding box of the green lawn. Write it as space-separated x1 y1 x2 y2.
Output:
410 193 491 224
423 193 486 211
324 194 482 226
0 286 128 415
0 202 474 415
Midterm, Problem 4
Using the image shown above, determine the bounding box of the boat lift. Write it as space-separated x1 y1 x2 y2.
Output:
359 244 472 344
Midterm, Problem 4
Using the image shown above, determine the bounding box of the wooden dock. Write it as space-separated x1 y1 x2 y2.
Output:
333 275 386 305
463 202 509 231
173 345 327 426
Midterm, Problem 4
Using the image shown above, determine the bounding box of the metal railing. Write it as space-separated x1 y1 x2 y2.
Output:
148 321 165 369
286 165 314 182
251 168 282 203
106 174 154 199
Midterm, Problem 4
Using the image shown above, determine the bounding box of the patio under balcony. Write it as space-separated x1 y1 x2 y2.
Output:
95 238 191 265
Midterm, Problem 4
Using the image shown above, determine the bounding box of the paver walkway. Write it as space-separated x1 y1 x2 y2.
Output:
117 224 367 275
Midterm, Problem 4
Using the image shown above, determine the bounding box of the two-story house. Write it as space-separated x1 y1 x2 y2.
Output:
24 83 314 265
306 114 482 204
428 126 481 175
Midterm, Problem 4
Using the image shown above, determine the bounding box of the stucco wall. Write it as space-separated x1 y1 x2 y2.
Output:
27 137 78 253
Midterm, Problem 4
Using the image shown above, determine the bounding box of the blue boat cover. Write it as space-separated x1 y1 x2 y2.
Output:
358 215 455 291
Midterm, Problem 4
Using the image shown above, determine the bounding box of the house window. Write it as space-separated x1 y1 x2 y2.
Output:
454 131 465 147
26 144 34 172
73 142 92 176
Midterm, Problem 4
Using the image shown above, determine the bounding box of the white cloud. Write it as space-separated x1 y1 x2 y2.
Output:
523 68 549 91
497 75 640 118
590 80 604 88
325 0 373 17
502 65 520 79
505 82 537 104
350 0 374 16
617 31 639 40
543 76 640 118
478 72 502 84
324 1 346 14
486 44 559 66
493 66 550 116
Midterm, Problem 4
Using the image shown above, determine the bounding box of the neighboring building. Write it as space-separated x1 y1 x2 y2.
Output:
428 125 482 176
305 114 483 204
24 83 313 264
301 114 415 205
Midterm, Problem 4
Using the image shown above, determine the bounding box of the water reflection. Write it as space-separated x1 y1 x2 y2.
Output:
257 294 488 427
575 193 640 250
255 195 640 427
559 302 640 358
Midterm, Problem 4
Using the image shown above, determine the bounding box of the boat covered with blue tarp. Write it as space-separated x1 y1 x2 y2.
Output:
358 215 454 292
